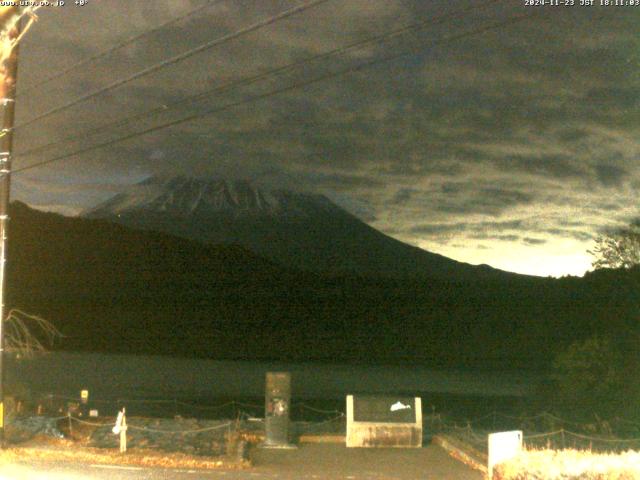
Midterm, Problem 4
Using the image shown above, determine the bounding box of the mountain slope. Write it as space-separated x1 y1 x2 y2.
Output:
84 176 514 281
5 201 639 368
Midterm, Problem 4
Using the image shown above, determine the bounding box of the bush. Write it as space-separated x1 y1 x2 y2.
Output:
551 336 626 419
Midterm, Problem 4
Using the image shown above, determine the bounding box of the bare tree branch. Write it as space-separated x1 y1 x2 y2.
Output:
4 309 62 358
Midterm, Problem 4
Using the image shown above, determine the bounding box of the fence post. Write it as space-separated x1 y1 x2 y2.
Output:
120 409 127 453
430 405 435 433
113 408 127 453
561 429 565 449
488 430 523 480
67 412 72 437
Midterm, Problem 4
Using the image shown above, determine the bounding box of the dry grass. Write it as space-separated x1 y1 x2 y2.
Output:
494 448 640 479
0 435 249 470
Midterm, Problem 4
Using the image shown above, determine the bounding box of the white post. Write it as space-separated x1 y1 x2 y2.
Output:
345 395 354 447
488 430 522 479
112 408 127 453
119 409 127 453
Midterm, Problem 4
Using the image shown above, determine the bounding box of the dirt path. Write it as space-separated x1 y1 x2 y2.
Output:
250 443 483 479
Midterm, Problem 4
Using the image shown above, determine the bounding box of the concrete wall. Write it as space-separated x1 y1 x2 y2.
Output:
346 395 422 448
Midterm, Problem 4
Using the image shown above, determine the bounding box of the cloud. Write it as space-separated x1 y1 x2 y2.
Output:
544 228 593 242
584 87 640 111
434 184 535 216
555 127 589 143
295 170 386 192
9 0 640 276
522 237 547 246
469 233 519 242
594 164 628 188
409 219 523 236
496 154 586 180
389 188 416 206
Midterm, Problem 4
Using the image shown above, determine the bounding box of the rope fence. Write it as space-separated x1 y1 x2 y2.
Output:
126 422 232 434
442 410 640 434
440 412 640 455
296 413 346 435
33 393 640 453
37 395 340 423
65 415 230 434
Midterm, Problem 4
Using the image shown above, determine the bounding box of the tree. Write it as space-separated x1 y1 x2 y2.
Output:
549 336 634 420
555 221 640 420
588 220 640 269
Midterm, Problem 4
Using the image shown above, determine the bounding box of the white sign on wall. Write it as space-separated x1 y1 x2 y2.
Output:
488 430 523 479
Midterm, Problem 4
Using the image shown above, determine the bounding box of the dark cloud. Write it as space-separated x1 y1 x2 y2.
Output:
544 228 593 242
300 171 386 191
600 203 624 212
557 219 588 228
594 164 628 188
440 182 463 195
378 158 466 178
436 186 534 216
479 188 534 207
495 154 586 180
523 237 547 246
409 219 523 236
9 0 640 276
468 233 520 242
556 127 589 143
389 188 417 206
584 87 640 110
410 223 464 235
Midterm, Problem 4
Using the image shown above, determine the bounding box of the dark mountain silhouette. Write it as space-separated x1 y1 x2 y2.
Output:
83 175 519 281
6 202 639 369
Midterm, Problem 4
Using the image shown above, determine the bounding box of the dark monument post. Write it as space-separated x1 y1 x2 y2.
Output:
262 372 295 448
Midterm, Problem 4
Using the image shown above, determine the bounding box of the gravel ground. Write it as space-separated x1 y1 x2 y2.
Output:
249 443 483 480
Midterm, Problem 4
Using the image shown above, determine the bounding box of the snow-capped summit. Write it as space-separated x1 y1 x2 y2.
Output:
84 175 505 280
85 175 334 219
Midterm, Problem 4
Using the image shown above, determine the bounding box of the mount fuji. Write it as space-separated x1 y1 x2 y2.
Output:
83 175 511 280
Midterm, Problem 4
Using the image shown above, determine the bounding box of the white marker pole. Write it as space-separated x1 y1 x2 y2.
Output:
113 408 127 453
120 411 127 453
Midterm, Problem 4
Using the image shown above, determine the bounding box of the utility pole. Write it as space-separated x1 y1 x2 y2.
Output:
0 6 21 447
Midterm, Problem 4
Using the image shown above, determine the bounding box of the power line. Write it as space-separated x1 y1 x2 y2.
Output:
18 0 226 96
13 10 543 175
14 10 541 174
14 0 332 131
17 0 502 159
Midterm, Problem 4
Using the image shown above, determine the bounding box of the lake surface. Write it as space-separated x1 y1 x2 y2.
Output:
6 351 545 404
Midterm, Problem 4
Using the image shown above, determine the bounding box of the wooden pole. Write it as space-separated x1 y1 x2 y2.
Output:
0 6 21 448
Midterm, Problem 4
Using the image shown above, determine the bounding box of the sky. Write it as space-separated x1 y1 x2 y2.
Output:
8 0 640 278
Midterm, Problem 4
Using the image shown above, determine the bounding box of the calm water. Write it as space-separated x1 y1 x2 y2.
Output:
7 352 543 421
6 351 546 419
